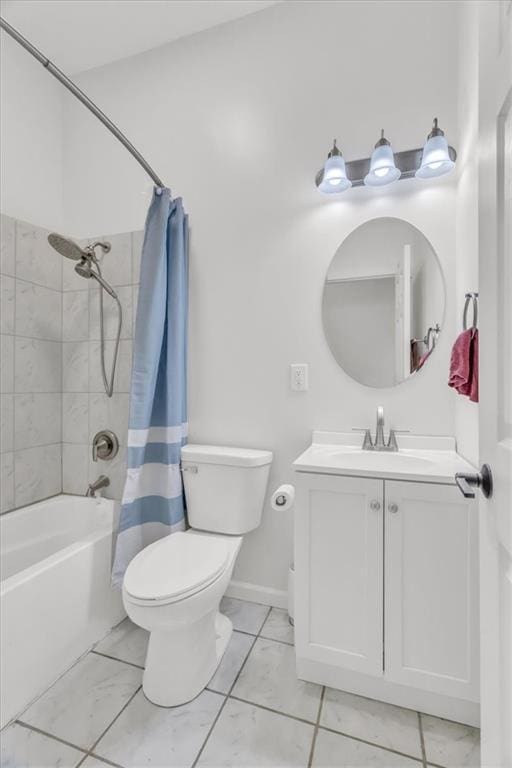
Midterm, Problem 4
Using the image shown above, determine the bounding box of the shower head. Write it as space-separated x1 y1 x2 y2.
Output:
47 233 88 261
75 257 118 299
75 258 93 279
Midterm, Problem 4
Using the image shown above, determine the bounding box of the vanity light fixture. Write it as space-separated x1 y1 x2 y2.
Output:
315 118 456 192
317 140 352 194
364 130 401 187
415 118 456 179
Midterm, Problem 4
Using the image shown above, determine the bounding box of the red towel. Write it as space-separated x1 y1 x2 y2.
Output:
448 328 479 403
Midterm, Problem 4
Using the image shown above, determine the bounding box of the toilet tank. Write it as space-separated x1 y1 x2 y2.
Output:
181 445 273 535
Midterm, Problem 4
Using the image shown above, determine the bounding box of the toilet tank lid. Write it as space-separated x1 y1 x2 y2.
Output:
181 444 273 467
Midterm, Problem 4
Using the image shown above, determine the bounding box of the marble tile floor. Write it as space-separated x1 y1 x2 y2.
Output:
1 599 480 768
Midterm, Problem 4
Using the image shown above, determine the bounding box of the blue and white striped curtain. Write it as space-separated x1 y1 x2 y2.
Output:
112 188 188 587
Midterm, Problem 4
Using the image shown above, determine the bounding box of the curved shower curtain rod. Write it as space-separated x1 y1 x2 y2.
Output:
0 16 166 190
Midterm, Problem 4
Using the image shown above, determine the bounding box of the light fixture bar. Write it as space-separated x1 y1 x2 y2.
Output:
315 145 457 189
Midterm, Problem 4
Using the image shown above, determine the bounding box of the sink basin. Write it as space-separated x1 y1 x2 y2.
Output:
293 431 476 483
325 451 436 472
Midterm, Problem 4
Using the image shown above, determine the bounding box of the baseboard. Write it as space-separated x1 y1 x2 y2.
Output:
226 579 288 610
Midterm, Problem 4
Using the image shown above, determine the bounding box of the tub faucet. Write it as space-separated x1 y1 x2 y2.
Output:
86 475 110 497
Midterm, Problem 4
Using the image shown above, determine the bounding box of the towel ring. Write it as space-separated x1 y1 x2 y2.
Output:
463 292 478 330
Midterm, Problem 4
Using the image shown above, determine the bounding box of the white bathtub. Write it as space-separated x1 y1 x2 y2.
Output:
0 494 125 728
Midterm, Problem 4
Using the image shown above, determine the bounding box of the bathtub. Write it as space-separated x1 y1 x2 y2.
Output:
0 494 125 728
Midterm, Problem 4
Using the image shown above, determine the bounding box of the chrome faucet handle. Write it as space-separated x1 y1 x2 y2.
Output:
386 429 410 452
352 428 374 450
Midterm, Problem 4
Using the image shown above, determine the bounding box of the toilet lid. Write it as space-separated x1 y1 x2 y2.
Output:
124 532 230 603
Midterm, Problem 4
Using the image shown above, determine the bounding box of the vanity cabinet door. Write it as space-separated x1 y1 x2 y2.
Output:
384 481 479 702
295 473 384 677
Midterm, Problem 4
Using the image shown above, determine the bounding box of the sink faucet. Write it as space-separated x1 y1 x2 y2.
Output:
354 406 402 452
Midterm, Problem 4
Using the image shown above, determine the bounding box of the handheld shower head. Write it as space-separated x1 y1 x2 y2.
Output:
75 257 118 298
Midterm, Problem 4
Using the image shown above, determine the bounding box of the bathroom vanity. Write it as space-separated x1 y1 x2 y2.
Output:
293 432 479 726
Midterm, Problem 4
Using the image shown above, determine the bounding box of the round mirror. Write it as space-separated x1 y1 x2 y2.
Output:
322 218 445 388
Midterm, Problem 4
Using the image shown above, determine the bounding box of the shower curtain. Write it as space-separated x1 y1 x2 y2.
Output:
112 188 188 587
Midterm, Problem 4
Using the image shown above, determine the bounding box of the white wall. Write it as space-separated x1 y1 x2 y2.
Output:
0 34 65 230
454 0 479 465
61 0 460 597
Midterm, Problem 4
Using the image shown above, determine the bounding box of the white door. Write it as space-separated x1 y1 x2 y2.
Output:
478 2 512 766
384 481 479 703
294 473 383 676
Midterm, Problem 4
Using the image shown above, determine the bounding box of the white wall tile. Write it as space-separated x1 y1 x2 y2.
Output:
89 285 132 340
15 338 62 392
63 443 89 495
88 340 132 394
93 233 132 287
14 443 61 507
14 393 62 450
1 335 14 393
0 216 15 277
131 230 144 284
0 452 14 513
0 394 14 453
62 341 89 392
62 393 89 443
0 275 15 334
15 220 62 291
88 393 130 443
62 290 89 341
15 280 62 341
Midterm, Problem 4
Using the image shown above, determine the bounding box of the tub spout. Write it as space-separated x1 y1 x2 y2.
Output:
86 475 110 497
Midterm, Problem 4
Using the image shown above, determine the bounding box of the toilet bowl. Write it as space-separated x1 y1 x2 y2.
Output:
122 444 272 706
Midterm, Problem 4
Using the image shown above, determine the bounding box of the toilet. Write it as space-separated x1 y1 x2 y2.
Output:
122 444 273 707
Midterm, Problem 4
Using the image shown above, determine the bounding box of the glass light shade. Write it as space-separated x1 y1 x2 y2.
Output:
416 134 455 179
364 143 401 187
318 154 352 194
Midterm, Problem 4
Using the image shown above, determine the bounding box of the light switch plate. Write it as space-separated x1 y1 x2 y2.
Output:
290 363 309 391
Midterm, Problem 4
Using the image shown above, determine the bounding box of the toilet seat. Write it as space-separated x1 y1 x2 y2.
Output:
123 531 230 605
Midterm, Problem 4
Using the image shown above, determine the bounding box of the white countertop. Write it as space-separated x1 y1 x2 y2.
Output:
293 431 475 484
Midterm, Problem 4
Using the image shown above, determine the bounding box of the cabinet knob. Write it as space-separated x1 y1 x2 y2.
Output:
388 502 399 514
370 499 381 511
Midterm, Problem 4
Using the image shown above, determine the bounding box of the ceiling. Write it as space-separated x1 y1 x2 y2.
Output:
0 0 279 74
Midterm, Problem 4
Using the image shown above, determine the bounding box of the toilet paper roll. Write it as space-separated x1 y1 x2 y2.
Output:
271 484 295 512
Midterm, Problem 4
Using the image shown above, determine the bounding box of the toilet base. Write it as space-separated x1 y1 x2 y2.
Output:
142 611 233 707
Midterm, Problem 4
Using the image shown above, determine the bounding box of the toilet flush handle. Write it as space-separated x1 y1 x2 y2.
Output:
181 465 198 474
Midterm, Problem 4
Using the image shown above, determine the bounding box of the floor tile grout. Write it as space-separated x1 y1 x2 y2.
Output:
307 685 325 768
317 723 425 764
15 719 88 757
190 627 262 768
90 649 145 670
80 684 143 766
418 710 428 767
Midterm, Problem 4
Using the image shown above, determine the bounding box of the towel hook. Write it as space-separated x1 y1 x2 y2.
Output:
463 292 478 330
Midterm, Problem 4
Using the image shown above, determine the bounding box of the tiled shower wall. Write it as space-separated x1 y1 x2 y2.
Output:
0 213 142 513
61 229 142 501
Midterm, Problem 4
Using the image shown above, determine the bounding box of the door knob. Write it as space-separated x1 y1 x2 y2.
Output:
455 464 493 499
370 499 381 511
388 502 399 514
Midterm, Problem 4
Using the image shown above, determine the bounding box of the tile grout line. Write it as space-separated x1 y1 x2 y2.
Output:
307 686 325 768
418 711 428 768
15 719 89 757
190 610 268 768
318 723 425 764
90 649 145 670
77 683 143 767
